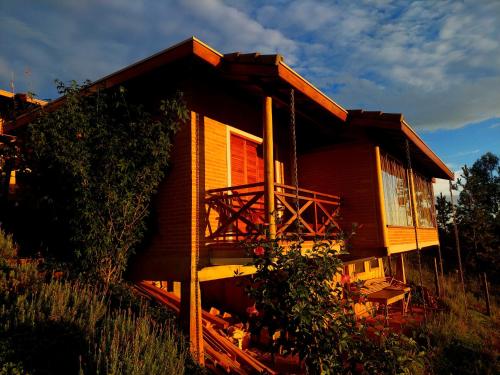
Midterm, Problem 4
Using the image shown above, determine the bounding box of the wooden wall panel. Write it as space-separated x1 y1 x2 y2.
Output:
386 226 439 254
298 142 383 257
130 116 194 281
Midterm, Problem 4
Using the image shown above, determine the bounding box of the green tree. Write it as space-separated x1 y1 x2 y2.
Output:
456 152 500 282
21 80 187 284
436 192 452 234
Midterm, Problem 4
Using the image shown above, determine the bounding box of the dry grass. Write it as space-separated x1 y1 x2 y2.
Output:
406 255 499 374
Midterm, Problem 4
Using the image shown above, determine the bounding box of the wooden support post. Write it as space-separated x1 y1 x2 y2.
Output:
481 272 491 317
395 253 406 284
374 146 388 250
263 96 276 239
180 280 204 364
179 111 204 364
387 256 393 277
433 258 441 297
405 139 427 322
437 244 445 296
449 180 467 314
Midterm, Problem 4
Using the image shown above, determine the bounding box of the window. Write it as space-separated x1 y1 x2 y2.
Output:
354 261 366 274
381 152 413 226
413 172 436 228
230 133 264 186
370 258 380 270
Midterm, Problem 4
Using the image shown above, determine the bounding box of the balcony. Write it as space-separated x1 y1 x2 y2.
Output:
205 182 341 243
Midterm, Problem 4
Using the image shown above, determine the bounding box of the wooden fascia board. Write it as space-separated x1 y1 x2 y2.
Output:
0 89 14 99
277 63 348 122
350 115 453 180
401 120 454 180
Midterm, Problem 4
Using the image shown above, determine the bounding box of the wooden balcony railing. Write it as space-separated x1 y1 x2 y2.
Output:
205 182 341 242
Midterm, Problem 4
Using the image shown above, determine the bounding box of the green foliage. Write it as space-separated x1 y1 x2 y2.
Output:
0 230 196 375
435 152 500 283
21 80 188 283
245 237 423 374
456 152 500 282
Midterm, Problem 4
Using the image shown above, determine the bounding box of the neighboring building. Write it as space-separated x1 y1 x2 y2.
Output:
4 37 453 360
0 89 46 197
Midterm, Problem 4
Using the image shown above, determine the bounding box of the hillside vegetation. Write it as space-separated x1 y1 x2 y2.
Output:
0 230 200 375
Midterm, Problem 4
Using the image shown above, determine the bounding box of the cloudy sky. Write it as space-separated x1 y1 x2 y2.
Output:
1 0 499 193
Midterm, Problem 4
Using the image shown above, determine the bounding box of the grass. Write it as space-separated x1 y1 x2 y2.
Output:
0 230 201 375
406 253 499 374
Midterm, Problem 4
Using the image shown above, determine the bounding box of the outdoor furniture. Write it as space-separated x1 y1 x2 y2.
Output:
363 277 411 325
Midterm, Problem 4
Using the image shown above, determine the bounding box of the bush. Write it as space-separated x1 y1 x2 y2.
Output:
245 237 424 374
14 80 188 284
0 231 196 374
0 228 16 261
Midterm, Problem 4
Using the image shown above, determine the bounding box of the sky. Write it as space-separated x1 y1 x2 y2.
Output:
1 0 499 194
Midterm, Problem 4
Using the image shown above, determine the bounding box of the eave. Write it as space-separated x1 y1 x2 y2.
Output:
348 110 454 180
5 37 347 132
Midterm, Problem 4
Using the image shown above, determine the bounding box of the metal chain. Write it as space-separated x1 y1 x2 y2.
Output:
290 89 301 236
405 139 427 322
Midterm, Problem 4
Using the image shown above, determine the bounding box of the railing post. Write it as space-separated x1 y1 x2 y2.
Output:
263 96 276 239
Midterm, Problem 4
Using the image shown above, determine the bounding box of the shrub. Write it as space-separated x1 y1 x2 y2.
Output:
0 228 16 261
17 80 188 284
0 231 196 374
245 237 423 374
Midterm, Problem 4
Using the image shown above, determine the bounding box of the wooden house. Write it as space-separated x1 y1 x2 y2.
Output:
3 37 453 360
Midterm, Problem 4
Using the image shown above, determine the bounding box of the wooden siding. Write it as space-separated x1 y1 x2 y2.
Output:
386 226 439 254
298 142 383 257
130 113 197 281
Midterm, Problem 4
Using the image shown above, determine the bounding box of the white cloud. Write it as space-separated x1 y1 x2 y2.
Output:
433 171 462 201
0 0 498 132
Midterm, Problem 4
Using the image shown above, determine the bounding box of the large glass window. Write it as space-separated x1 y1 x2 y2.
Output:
413 172 436 228
381 152 413 227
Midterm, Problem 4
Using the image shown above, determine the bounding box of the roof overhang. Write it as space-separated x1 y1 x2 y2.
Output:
348 110 454 180
5 37 347 133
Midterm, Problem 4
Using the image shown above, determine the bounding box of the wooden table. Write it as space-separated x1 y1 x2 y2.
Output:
366 286 411 325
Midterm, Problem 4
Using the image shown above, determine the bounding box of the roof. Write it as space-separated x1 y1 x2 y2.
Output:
3 37 451 180
348 110 454 180
6 37 347 132
0 89 48 107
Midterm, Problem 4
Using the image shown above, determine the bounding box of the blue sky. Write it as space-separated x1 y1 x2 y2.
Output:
1 0 499 191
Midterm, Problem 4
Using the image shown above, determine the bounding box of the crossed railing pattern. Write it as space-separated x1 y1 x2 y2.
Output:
205 182 341 242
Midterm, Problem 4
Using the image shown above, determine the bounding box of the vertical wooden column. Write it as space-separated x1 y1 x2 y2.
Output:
374 146 388 249
180 281 203 363
406 139 427 321
263 96 276 239
180 111 204 365
408 171 420 230
395 253 407 284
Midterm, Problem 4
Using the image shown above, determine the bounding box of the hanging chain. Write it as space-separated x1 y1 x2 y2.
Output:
405 139 427 322
290 88 301 236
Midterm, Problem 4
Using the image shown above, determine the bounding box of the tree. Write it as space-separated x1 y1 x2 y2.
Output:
435 192 452 234
456 152 500 282
18 80 188 284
